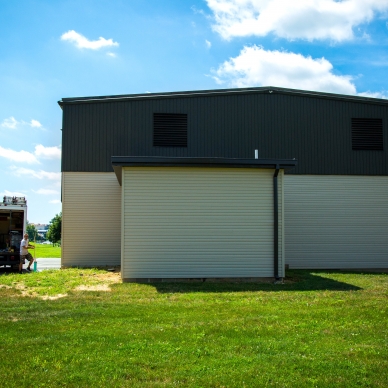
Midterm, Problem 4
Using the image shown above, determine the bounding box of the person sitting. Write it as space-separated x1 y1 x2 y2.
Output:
19 233 34 274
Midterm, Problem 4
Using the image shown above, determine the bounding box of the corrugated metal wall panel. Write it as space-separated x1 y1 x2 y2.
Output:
284 175 388 269
61 91 388 175
62 172 121 267
122 167 283 279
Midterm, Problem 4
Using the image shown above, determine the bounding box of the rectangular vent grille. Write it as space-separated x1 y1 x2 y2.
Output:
153 113 187 147
352 118 383 150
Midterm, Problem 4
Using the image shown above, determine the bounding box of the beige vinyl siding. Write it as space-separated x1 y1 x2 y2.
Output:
284 175 388 269
122 167 284 280
62 172 121 267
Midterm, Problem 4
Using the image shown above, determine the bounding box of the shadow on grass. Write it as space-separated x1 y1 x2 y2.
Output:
149 270 363 294
0 266 19 275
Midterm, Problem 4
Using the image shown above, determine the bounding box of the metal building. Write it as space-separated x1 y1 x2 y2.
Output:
58 86 388 280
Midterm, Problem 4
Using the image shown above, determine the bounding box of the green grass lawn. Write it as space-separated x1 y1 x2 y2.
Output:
29 243 61 258
0 269 387 387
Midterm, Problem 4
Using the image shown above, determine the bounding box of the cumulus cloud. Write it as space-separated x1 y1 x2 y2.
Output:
212 46 357 95
0 144 61 164
0 146 39 164
206 0 388 41
10 166 61 181
357 91 388 99
1 117 19 129
1 117 43 130
30 119 42 128
33 189 60 195
61 30 119 50
34 145 61 159
49 199 61 204
206 39 212 48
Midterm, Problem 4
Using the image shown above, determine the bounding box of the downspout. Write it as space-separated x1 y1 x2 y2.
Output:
273 165 280 281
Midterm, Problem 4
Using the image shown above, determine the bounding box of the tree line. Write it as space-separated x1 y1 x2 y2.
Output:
27 212 62 245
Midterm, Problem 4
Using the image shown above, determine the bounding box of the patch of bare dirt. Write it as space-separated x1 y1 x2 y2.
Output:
76 268 121 284
93 270 121 283
10 282 68 300
75 284 111 292
41 294 68 300
15 283 26 292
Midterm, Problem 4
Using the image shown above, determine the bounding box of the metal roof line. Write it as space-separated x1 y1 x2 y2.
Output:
58 86 388 107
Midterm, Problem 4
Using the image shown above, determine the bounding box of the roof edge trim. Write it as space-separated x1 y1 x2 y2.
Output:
58 86 388 107
111 156 298 186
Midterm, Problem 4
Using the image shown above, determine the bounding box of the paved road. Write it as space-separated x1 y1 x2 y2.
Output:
34 258 61 270
0 258 61 274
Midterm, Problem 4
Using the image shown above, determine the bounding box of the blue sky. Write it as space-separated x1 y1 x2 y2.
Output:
1 0 388 223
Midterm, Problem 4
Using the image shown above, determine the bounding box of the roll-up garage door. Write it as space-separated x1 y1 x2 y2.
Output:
285 175 388 269
122 167 283 280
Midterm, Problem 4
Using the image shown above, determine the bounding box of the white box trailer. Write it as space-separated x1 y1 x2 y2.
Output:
0 196 27 269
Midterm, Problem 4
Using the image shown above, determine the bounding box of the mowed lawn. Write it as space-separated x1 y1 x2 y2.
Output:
30 243 61 258
0 269 387 387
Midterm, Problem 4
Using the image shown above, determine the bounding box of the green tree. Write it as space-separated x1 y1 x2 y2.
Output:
47 212 62 245
26 222 38 241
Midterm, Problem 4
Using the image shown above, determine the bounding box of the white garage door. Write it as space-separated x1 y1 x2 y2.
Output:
122 167 284 280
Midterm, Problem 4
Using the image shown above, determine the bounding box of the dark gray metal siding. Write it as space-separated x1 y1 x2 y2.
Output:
61 91 388 175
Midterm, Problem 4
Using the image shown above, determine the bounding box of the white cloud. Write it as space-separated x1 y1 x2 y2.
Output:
34 144 61 159
30 119 42 128
205 39 212 48
206 0 388 41
0 146 39 164
1 190 27 197
61 30 119 50
1 117 19 129
357 91 388 99
0 144 61 164
191 5 207 16
212 45 356 95
107 52 116 57
1 117 44 130
10 166 61 181
49 199 61 204
33 189 59 195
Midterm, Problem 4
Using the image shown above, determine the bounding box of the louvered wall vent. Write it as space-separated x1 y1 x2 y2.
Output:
352 118 383 151
153 113 187 147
